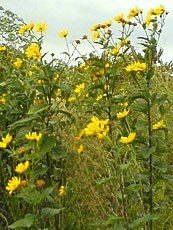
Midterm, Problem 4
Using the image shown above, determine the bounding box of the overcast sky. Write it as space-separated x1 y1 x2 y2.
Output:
1 0 173 63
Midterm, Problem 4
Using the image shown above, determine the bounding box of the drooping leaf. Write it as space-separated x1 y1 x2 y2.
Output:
9 214 38 229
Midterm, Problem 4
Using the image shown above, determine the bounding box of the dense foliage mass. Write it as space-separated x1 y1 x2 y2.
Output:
1 4 173 230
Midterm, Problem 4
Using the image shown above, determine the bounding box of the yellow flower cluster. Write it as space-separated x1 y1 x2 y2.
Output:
92 68 104 81
152 120 165 130
91 30 100 41
25 43 42 60
119 132 136 144
117 109 130 119
110 44 121 56
144 5 166 27
25 132 42 141
84 116 109 139
13 58 23 69
15 161 30 174
0 133 12 148
0 93 7 105
125 61 147 73
19 22 34 34
114 13 129 24
74 83 85 97
58 30 69 38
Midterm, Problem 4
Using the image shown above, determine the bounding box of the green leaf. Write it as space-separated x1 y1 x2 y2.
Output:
28 104 48 115
39 135 56 155
135 119 148 130
130 102 148 113
130 214 158 228
39 187 53 203
41 207 63 218
9 114 40 128
9 214 38 229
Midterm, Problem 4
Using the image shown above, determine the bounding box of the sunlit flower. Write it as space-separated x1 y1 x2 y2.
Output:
101 20 112 28
2 134 12 145
35 22 47 32
58 185 65 196
19 22 34 34
92 68 104 81
110 44 121 56
152 5 165 16
125 61 147 72
119 132 136 144
120 38 129 46
28 71 33 77
144 13 153 27
68 97 76 102
90 23 100 32
152 120 165 130
74 83 85 97
128 7 142 19
117 109 130 119
6 177 21 195
114 14 129 24
0 94 7 105
84 116 109 139
25 43 42 60
56 89 61 97
96 94 103 101
58 30 69 38
75 130 84 141
91 30 100 41
0 46 7 51
14 58 23 69
35 179 46 188
77 144 84 154
25 132 42 141
15 161 30 174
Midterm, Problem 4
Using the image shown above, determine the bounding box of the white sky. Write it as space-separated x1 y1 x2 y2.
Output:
1 0 173 63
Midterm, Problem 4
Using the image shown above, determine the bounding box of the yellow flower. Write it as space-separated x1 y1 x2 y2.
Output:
74 83 85 97
84 116 109 139
35 179 46 188
19 22 34 34
58 30 69 38
68 97 76 102
0 142 7 148
35 22 47 32
96 94 103 101
58 185 65 196
75 130 84 141
90 23 100 32
20 180 27 188
0 94 6 105
152 5 165 16
114 14 129 24
14 58 23 69
117 109 130 119
92 68 104 81
6 177 21 195
91 30 100 41
17 147 25 155
25 43 42 60
128 7 142 19
144 13 153 27
77 144 84 154
152 120 165 130
110 44 121 56
15 161 30 174
120 38 129 46
119 132 136 144
28 71 33 77
25 132 42 141
0 46 7 51
2 133 12 145
101 20 112 28
125 61 147 72
56 89 61 97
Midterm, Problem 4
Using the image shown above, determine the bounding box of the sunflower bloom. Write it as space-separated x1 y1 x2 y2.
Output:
25 132 42 141
6 177 21 195
119 132 136 144
84 116 109 139
35 179 46 188
74 83 85 97
128 7 142 19
25 43 42 60
0 133 12 148
125 61 147 72
14 58 23 69
117 109 130 119
15 161 30 174
152 120 165 130
58 30 69 38
35 23 47 32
